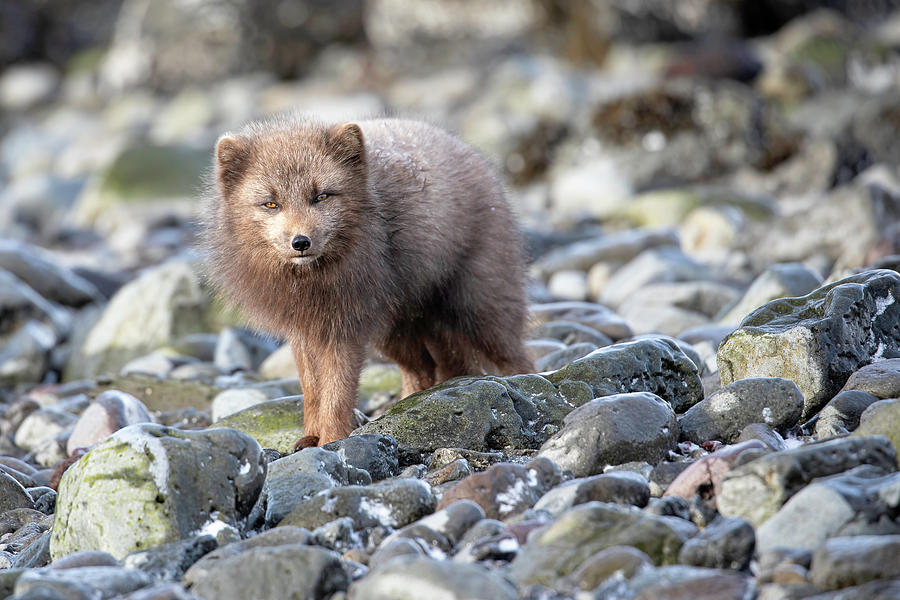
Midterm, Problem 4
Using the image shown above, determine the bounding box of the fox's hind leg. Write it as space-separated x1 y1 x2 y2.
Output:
379 334 437 398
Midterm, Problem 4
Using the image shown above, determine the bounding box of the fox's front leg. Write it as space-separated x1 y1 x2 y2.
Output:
292 337 365 449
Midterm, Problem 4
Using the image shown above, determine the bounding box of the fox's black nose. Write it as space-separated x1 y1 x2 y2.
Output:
291 235 311 252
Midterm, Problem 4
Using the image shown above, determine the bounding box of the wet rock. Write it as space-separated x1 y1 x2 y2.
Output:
278 478 435 531
323 434 400 481
436 460 558 520
183 526 311 577
348 556 516 600
718 269 900 419
677 517 755 570
13 566 152 599
413 499 485 547
184 544 348 600
50 424 266 560
546 337 703 413
65 262 215 380
532 321 613 347
66 390 152 455
736 423 789 451
0 320 56 386
678 378 803 444
809 535 900 591
263 447 371 526
815 390 882 438
717 263 823 327
354 374 572 460
717 436 897 526
538 392 677 477
854 398 900 455
756 465 900 553
212 395 304 455
0 471 36 513
530 301 634 341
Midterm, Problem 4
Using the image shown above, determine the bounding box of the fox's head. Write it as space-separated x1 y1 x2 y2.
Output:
214 120 368 270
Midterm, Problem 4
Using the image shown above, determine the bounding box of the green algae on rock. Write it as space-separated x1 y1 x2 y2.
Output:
213 395 304 455
50 424 265 560
717 269 900 419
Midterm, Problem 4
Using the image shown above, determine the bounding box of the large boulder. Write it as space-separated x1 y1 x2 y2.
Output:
50 424 266 560
717 270 900 418
65 262 215 380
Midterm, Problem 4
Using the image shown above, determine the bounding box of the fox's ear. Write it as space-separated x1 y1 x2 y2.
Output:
215 134 249 193
328 123 365 167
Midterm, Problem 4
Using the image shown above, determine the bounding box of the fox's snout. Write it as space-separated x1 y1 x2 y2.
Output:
291 235 311 252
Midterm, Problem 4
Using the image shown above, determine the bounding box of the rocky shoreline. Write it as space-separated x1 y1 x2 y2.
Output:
3 2 900 599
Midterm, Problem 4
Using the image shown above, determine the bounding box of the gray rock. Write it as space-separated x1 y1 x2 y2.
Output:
452 518 508 563
736 423 789 451
0 321 56 386
184 544 347 600
213 328 252 373
211 388 276 422
182 527 311 580
50 424 266 560
264 447 371 526
508 502 693 586
0 471 34 514
718 270 900 419
0 63 59 110
809 535 900 591
123 535 218 583
212 394 304 455
530 301 634 341
594 565 755 600
678 378 804 444
801 580 900 600
756 466 900 553
717 263 823 327
840 358 900 399
0 269 71 335
116 583 201 600
120 353 177 378
14 566 152 599
535 342 598 372
312 517 362 553
549 337 703 412
532 228 679 277
49 551 119 569
600 247 713 309
677 517 755 570
65 261 215 380
547 270 589 301
717 435 898 526
854 398 900 460
567 546 654 592
534 472 651 517
538 392 678 477
815 390 882 438
14 409 77 453
532 321 613 347
348 556 516 600
411 499 485 548
0 240 102 307
322 434 399 481
278 478 435 531
66 390 153 454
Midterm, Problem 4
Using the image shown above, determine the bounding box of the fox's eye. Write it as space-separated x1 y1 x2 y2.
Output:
313 193 328 203
263 201 279 209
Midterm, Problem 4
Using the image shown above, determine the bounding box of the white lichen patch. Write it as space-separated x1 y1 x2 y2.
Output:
762 407 774 425
875 292 895 317
497 536 520 553
321 493 338 514
496 478 528 515
358 496 397 527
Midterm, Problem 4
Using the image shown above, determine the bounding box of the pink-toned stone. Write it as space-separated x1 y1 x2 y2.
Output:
66 390 153 455
663 440 767 504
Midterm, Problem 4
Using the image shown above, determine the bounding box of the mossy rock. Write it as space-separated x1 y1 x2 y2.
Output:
50 424 265 560
214 396 304 455
91 375 222 413
854 399 900 455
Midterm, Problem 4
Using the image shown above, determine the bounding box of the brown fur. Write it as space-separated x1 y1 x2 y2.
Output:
202 116 533 446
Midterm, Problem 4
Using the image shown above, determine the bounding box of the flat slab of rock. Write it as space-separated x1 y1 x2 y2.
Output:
508 502 694 587
213 395 304 455
809 535 900 591
539 392 678 477
678 377 803 444
717 269 900 418
50 424 266 560
717 435 897 526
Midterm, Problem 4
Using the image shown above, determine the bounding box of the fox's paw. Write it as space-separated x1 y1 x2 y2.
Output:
294 435 320 451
